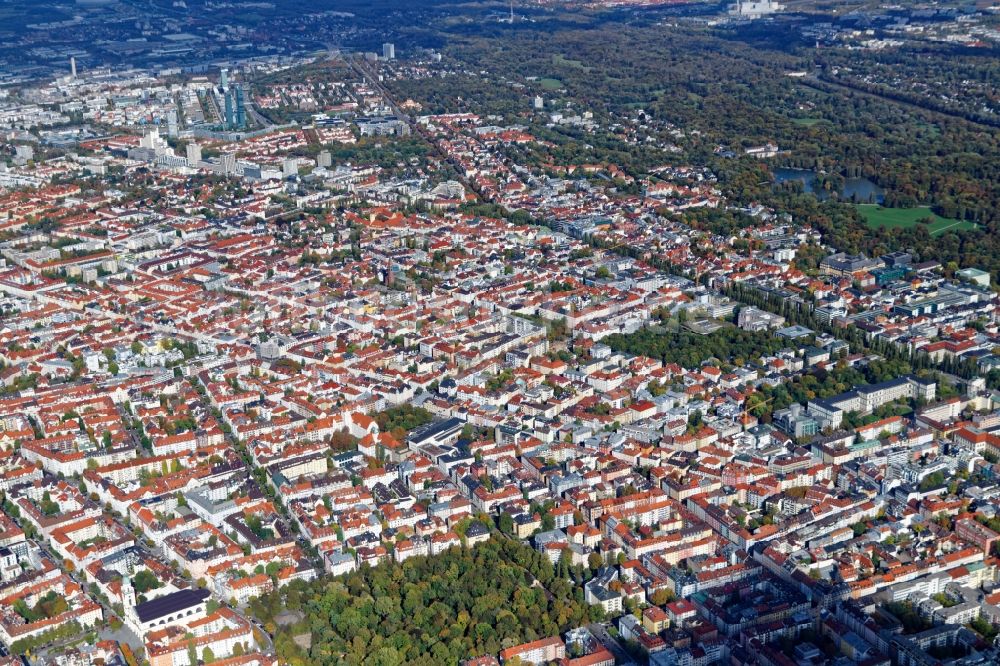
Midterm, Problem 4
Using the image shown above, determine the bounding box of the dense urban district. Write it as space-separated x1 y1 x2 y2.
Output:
1 1 1000 666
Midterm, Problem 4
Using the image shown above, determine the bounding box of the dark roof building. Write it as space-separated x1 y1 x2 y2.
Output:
134 588 210 625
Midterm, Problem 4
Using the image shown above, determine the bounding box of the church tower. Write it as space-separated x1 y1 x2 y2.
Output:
122 575 137 610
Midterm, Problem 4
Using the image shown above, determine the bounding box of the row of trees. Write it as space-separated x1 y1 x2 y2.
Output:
725 281 982 381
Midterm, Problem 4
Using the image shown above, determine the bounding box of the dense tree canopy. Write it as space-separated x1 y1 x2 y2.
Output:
373 404 434 441
250 536 598 666
604 324 791 370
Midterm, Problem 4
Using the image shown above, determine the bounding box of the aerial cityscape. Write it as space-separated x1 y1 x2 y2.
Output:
1 1 1000 665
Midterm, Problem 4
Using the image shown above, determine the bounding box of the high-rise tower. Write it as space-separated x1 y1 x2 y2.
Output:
234 86 246 129
224 91 235 129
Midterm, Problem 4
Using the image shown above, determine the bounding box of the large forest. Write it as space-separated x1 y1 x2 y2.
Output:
387 16 1000 278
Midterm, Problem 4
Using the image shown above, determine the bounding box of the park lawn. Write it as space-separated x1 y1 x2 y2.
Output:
552 54 590 71
855 205 978 236
539 77 564 91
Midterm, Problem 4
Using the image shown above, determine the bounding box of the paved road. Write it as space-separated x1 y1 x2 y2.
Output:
248 617 275 653
247 101 274 130
588 622 638 666
347 56 409 123
83 305 241 348
97 623 142 653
